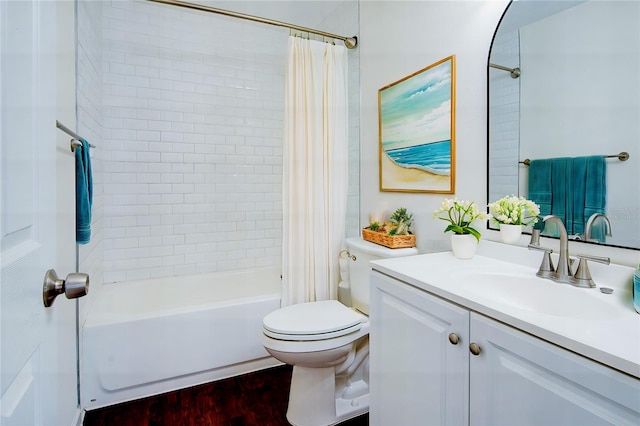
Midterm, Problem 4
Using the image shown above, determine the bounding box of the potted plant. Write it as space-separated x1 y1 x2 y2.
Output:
488 195 540 244
363 207 415 248
433 198 489 259
389 207 413 236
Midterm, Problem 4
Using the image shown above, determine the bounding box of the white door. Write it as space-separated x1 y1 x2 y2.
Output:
1 2 79 425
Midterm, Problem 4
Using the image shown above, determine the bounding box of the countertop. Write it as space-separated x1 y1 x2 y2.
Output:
370 241 640 379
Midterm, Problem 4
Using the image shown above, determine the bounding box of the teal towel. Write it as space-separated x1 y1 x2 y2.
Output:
584 155 607 242
550 158 570 227
568 157 587 235
75 139 93 244
528 155 607 241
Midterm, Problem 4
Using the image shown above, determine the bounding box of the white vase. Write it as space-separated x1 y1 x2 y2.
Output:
499 223 522 244
450 234 478 259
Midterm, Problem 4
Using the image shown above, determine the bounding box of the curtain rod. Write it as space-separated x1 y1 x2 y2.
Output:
489 63 520 79
146 0 358 49
519 152 629 166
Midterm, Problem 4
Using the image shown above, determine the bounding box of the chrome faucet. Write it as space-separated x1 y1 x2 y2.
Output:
584 213 612 242
528 214 610 288
541 215 573 283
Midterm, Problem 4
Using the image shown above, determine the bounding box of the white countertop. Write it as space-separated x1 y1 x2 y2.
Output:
370 241 640 379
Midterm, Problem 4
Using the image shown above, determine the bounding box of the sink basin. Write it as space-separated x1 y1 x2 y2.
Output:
452 270 624 320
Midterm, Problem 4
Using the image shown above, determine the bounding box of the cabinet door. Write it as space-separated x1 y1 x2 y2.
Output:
469 313 640 425
370 271 470 426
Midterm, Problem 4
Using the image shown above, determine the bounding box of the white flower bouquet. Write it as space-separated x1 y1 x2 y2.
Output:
488 195 540 226
433 198 490 242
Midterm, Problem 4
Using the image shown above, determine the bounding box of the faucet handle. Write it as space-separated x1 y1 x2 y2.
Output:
575 253 610 265
571 254 611 288
527 243 552 253
528 244 555 278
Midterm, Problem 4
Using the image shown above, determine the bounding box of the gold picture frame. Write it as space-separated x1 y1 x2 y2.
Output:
378 55 456 193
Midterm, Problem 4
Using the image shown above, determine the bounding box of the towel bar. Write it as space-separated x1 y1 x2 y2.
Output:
519 152 629 166
56 120 96 151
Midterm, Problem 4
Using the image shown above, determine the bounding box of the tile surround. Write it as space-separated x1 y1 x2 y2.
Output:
78 0 359 284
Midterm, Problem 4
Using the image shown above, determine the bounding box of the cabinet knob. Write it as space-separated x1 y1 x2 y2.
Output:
469 343 481 356
448 333 460 345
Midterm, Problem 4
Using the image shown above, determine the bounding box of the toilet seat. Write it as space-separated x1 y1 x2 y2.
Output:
263 300 364 342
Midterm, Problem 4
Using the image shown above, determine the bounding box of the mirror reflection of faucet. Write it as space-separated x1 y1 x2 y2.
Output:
527 215 610 288
584 213 612 243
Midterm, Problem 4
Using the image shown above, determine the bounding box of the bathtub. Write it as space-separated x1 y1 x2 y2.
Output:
82 267 282 410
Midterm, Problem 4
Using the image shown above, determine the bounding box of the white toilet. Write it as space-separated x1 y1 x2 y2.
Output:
262 237 418 426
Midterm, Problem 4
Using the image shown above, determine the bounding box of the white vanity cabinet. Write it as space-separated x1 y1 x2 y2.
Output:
470 312 640 425
370 270 640 426
369 271 470 425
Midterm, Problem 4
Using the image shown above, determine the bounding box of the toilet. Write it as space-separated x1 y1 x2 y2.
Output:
262 237 418 426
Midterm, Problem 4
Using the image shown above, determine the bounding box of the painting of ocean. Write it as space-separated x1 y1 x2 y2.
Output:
384 140 451 175
379 55 455 192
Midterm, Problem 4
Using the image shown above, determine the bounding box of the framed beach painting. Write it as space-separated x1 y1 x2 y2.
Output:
378 55 456 193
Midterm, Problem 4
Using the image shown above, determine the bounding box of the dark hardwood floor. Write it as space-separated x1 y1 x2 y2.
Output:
83 365 369 426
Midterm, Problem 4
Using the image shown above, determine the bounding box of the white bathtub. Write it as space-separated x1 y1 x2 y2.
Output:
82 267 282 410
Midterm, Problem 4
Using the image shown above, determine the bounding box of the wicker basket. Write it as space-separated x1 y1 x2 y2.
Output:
362 228 416 249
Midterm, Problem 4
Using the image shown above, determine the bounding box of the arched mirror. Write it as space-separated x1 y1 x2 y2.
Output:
488 0 640 250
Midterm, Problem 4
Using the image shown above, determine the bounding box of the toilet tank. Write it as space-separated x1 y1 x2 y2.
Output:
345 237 418 315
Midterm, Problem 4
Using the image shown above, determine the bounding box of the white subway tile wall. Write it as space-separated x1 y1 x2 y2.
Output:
101 0 286 283
95 0 360 283
489 29 520 203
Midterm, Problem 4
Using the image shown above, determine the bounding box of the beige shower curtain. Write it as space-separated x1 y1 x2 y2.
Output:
282 36 349 306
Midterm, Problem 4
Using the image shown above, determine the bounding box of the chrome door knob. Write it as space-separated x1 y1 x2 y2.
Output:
43 269 89 307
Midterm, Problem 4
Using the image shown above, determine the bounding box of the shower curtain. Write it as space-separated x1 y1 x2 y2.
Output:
282 36 349 306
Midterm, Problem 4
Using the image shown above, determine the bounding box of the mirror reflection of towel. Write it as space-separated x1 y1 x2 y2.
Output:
528 159 553 216
584 156 607 241
528 156 606 241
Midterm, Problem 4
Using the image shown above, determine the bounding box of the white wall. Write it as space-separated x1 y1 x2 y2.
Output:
360 0 640 266
359 0 509 253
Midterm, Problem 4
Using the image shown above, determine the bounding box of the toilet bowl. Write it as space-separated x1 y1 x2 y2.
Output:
262 237 417 426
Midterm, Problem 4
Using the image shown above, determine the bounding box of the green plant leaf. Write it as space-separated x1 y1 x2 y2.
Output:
445 224 464 234
467 228 482 242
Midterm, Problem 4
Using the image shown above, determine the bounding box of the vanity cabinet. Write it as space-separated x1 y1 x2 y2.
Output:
369 271 470 425
370 271 640 426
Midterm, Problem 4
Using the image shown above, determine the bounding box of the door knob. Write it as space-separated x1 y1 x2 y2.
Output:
43 269 89 307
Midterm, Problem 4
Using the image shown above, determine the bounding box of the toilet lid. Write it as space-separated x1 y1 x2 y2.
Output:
263 300 364 341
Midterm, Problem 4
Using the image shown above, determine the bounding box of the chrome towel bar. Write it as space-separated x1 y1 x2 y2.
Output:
519 152 629 166
56 120 96 152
